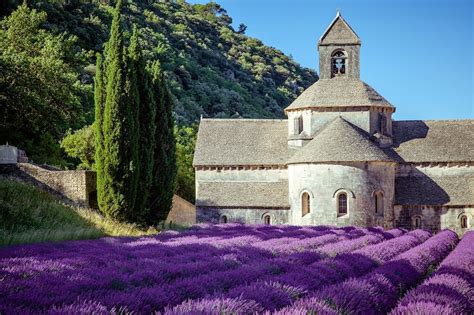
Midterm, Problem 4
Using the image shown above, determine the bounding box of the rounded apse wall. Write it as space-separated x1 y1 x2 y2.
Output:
288 162 395 227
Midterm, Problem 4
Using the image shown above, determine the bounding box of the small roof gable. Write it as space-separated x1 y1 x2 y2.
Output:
319 12 360 45
288 117 395 164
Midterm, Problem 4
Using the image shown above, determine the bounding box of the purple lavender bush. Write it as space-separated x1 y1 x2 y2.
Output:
1 224 464 314
163 297 263 315
0 224 379 313
390 231 474 315
167 229 427 312
281 230 458 315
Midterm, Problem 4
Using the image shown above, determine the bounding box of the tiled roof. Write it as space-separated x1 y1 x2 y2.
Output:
193 119 294 167
395 174 474 206
288 117 395 164
196 181 290 208
393 120 474 163
285 79 393 112
193 119 474 167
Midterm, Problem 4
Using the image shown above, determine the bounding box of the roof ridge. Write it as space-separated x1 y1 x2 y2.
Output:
201 118 287 123
288 116 395 164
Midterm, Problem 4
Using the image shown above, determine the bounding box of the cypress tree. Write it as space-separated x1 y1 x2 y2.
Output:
94 53 105 211
128 25 156 221
95 2 176 224
99 0 139 220
160 78 177 221
148 64 177 224
122 24 140 222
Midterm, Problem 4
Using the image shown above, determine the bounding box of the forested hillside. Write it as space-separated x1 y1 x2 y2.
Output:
2 0 317 122
0 0 317 200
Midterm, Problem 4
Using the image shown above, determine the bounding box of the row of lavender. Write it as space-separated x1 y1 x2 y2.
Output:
167 229 471 315
0 225 399 313
391 231 474 315
0 225 472 314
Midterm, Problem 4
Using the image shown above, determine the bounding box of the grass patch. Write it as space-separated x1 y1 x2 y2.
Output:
0 177 158 246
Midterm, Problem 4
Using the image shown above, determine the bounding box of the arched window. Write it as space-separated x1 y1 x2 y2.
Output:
337 193 348 215
302 192 311 216
263 214 271 225
219 215 227 224
293 116 303 135
413 216 422 229
331 50 347 77
460 215 468 229
374 192 384 215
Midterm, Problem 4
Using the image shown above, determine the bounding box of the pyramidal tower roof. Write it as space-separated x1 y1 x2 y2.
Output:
285 79 393 111
285 78 393 111
287 117 395 164
319 11 360 45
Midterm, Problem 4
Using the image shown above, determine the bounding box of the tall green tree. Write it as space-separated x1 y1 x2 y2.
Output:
127 25 156 221
94 54 106 210
96 0 139 221
148 64 177 224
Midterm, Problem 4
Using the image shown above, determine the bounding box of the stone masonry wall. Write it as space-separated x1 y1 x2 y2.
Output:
166 195 196 226
318 45 360 80
196 168 287 182
395 164 474 234
0 163 96 207
197 207 289 225
288 162 396 228
394 205 473 236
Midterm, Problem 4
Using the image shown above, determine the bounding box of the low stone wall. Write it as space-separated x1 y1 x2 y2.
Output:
0 163 96 208
166 195 196 226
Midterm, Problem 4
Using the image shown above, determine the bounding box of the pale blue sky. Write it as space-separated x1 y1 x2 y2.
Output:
189 0 473 120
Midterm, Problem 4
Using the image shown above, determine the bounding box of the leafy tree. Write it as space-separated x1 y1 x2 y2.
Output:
175 125 197 203
237 23 247 34
60 124 95 170
0 2 87 165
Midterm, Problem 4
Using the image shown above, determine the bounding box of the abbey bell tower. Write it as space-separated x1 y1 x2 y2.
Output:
318 11 361 80
285 11 396 148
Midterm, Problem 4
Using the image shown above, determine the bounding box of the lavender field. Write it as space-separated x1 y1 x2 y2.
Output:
0 224 472 314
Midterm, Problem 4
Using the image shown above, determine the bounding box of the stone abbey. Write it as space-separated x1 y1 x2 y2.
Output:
193 12 474 234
